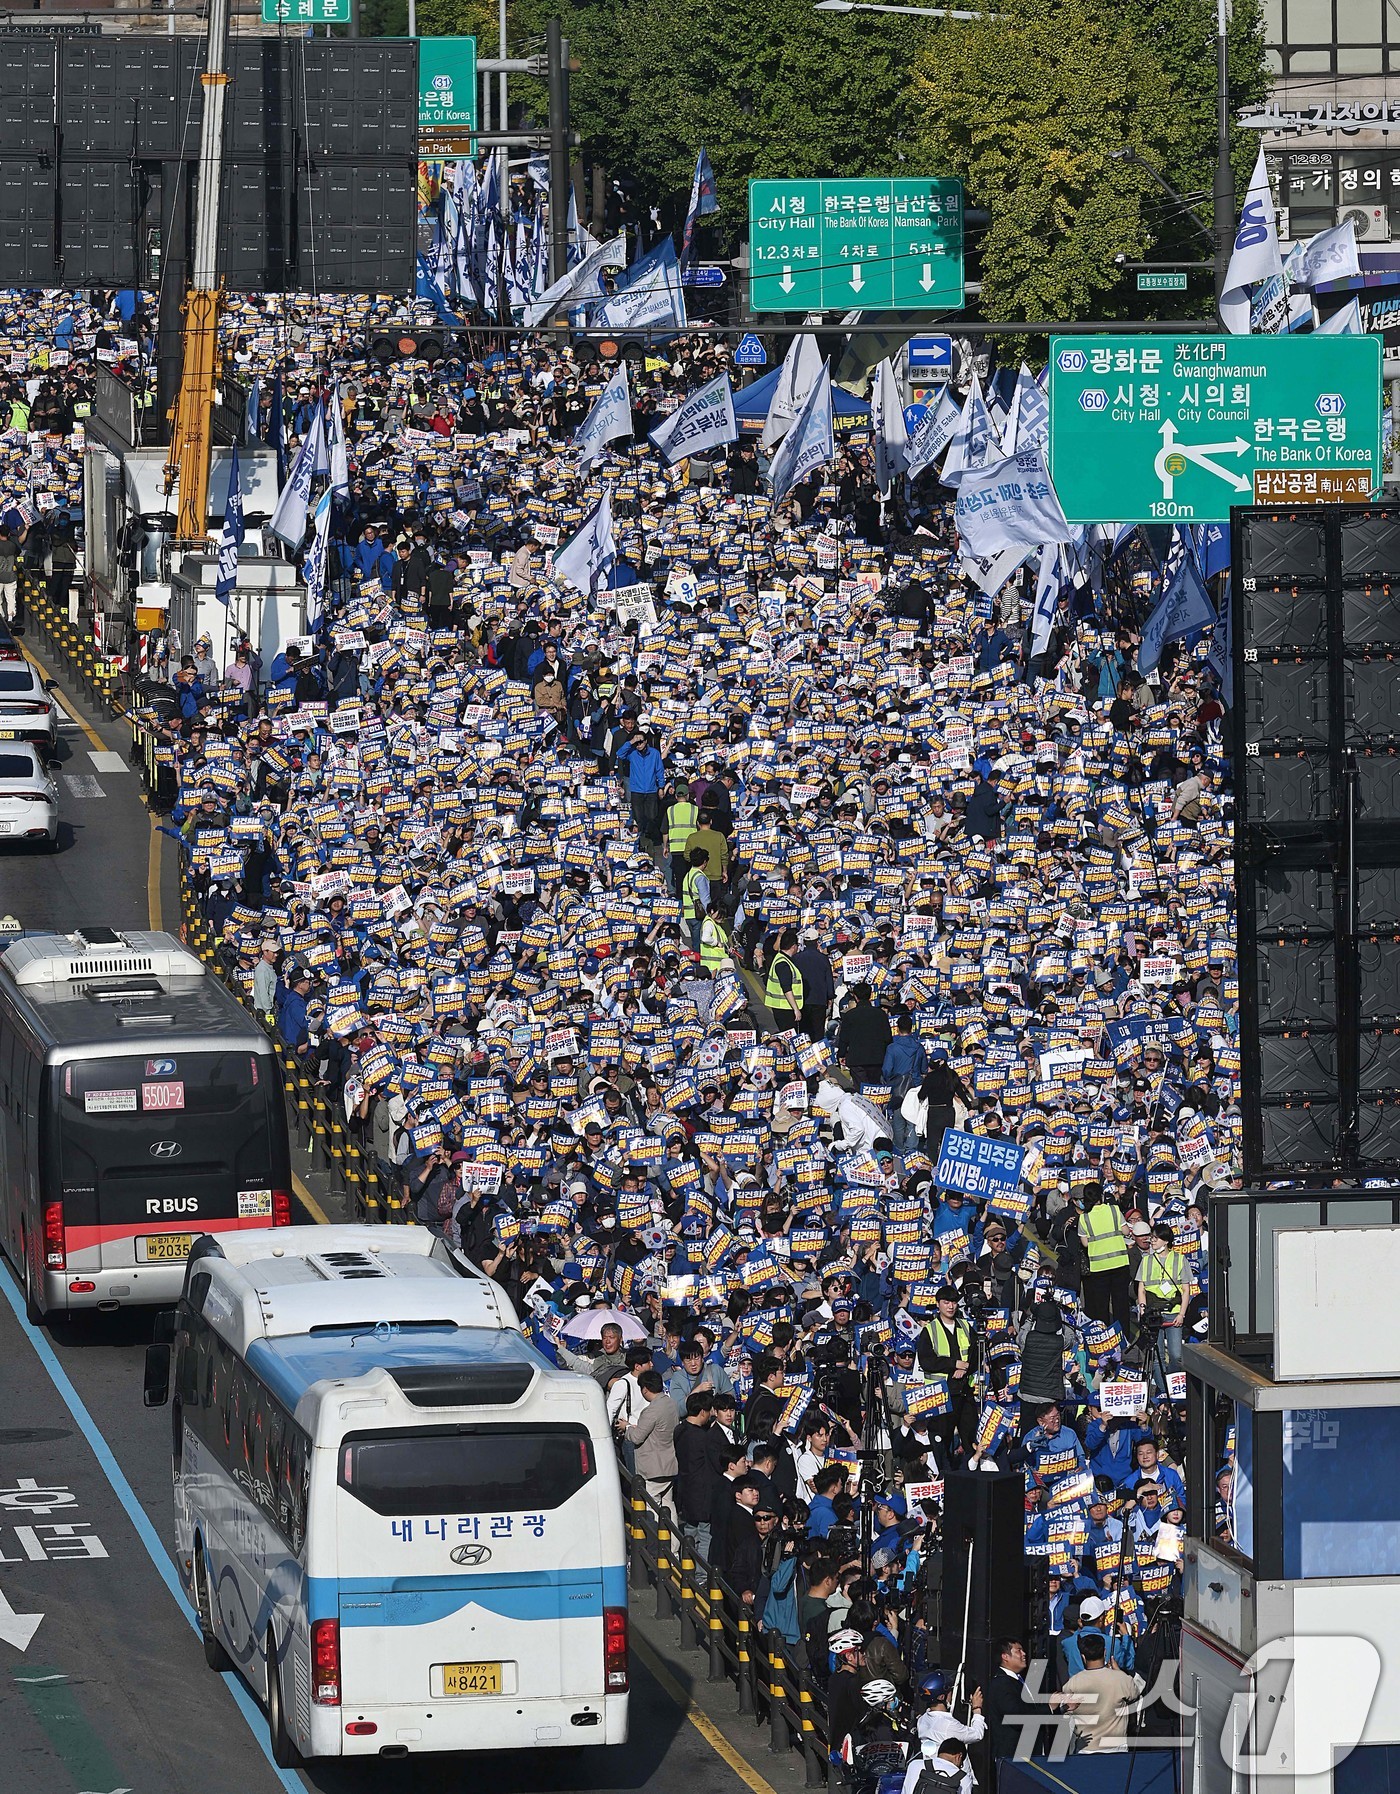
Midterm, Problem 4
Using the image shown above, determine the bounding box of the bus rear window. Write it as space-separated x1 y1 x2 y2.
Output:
62 1053 262 1117
339 1426 595 1517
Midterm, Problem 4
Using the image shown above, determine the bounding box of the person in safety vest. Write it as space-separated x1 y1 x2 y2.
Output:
664 781 699 896
699 899 731 976
1079 1182 1134 1339
1137 1222 1194 1386
915 1283 980 1458
679 847 710 955
764 928 804 1029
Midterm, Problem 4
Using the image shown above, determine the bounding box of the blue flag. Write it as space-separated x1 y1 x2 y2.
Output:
215 443 244 606
1192 523 1230 582
243 377 261 445
1137 557 1217 675
679 147 718 270
1206 603 1233 707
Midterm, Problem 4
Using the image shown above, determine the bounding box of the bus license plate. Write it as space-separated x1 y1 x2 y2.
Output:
441 1661 502 1696
141 1233 194 1263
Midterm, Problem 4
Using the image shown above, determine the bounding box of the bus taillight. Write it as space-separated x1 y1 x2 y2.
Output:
272 1190 292 1227
604 1606 629 1693
42 1200 65 1270
311 1618 341 1705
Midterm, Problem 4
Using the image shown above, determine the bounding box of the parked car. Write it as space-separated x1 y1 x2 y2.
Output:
0 661 58 755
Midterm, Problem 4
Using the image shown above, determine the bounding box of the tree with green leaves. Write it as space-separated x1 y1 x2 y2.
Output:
906 0 1269 321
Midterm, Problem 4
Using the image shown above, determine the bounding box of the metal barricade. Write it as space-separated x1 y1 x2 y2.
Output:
621 1465 830 1788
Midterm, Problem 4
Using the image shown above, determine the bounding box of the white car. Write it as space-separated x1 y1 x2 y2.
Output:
0 743 58 848
0 662 58 754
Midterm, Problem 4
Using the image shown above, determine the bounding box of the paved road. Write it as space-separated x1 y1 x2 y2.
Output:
0 643 764 1794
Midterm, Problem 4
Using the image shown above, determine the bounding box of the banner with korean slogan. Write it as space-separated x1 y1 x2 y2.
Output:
934 1127 1025 1201
1097 1378 1148 1419
902 1377 950 1419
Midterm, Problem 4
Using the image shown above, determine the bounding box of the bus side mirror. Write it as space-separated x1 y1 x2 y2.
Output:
143 1343 171 1408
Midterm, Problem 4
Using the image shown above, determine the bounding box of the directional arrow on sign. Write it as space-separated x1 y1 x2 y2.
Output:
850 266 865 293
0 1587 43 1652
1154 419 1252 501
919 264 935 293
779 268 794 295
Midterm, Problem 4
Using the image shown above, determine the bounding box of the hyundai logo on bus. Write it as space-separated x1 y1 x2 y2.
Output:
149 1140 182 1159
450 1543 491 1566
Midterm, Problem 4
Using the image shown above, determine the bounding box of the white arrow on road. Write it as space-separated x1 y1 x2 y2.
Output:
849 265 865 293
0 1586 43 1651
1154 419 1252 501
778 268 794 295
919 263 935 292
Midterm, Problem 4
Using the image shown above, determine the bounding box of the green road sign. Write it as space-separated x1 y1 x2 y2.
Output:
1136 271 1188 291
748 178 963 313
262 0 350 19
1047 333 1384 524
418 37 477 136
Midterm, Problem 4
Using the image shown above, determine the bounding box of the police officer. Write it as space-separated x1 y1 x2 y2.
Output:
664 780 700 895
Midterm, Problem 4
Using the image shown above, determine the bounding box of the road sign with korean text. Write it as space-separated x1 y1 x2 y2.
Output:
1047 334 1383 524
748 178 964 313
418 37 477 137
262 0 350 20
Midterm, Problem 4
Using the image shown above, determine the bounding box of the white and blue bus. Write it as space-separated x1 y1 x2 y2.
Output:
145 1225 629 1765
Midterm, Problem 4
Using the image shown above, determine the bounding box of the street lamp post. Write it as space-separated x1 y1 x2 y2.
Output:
1214 0 1235 316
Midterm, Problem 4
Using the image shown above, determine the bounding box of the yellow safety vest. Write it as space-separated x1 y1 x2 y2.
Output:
681 864 707 922
666 798 699 854
700 915 729 972
922 1316 972 1367
1142 1248 1189 1305
765 953 804 1012
1081 1202 1130 1273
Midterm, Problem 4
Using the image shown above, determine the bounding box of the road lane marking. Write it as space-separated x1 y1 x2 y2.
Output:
0 1272 305 1793
89 751 128 773
62 774 105 799
292 1170 331 1227
630 1631 781 1794
13 1664 128 1792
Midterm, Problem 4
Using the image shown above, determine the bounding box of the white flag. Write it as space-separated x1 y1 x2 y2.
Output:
575 364 633 471
302 486 334 625
1006 363 1049 454
952 448 1071 558
768 362 834 506
648 371 737 467
761 333 822 451
1316 296 1363 335
940 374 1003 488
905 388 961 482
1029 542 1062 663
525 231 628 326
327 381 349 499
269 405 327 548
870 358 908 499
1286 218 1361 291
552 490 616 594
1221 148 1284 334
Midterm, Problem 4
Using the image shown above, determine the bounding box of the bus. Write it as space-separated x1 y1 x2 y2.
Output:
143 1225 629 1766
0 927 292 1319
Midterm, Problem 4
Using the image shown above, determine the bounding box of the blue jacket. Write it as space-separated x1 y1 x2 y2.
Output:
1086 1419 1151 1487
881 1034 928 1084
806 1494 839 1538
762 1553 801 1645
618 742 664 795
275 984 309 1051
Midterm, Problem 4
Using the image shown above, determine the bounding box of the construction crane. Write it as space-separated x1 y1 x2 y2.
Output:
166 0 232 540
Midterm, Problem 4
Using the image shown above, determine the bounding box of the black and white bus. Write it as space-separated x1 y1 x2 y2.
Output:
0 927 292 1320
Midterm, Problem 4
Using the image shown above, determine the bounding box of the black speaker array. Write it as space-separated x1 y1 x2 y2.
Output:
1233 505 1400 1180
939 1470 1028 1697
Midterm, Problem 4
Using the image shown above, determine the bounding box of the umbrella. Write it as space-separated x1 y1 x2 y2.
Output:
558 1307 649 1342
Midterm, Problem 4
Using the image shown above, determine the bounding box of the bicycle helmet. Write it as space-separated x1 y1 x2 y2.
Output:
917 1670 949 1702
829 1628 865 1656
862 1678 899 1707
